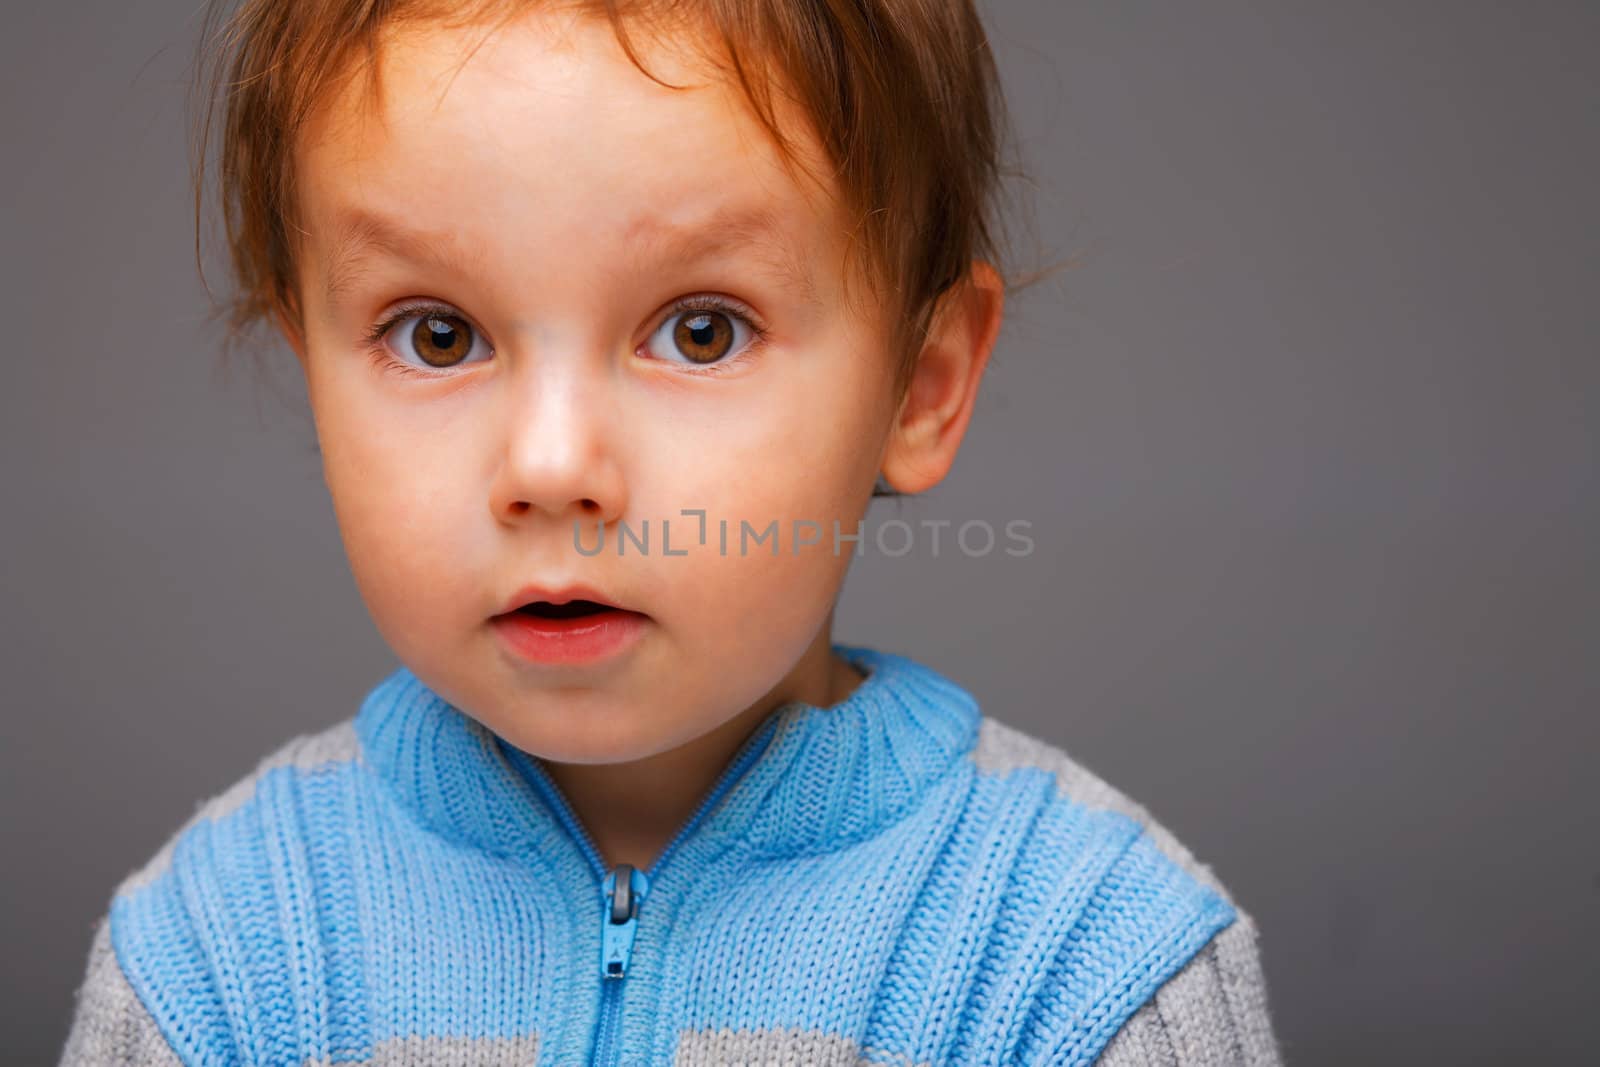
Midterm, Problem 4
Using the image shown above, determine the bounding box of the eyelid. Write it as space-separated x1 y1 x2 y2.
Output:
661 292 769 336
364 299 488 350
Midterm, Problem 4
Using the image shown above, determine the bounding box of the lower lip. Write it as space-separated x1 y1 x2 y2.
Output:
491 607 649 666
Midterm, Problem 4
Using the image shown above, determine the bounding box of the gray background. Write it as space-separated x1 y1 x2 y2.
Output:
3 1 1595 1063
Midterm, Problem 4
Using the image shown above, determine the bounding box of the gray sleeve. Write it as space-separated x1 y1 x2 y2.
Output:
1095 914 1283 1066
59 915 183 1067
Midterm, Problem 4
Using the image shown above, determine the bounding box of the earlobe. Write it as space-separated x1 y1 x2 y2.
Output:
879 260 1005 495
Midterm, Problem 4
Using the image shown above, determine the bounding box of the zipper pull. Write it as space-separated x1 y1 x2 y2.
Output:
600 863 649 979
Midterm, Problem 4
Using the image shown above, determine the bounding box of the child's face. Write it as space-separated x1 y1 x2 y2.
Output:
285 11 914 763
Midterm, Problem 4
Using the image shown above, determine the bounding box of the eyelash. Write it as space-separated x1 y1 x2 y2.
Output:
361 295 771 380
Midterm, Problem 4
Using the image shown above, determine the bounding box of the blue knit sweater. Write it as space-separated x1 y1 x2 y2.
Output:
61 643 1281 1065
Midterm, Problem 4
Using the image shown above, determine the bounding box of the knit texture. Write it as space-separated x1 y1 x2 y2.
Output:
60 643 1281 1065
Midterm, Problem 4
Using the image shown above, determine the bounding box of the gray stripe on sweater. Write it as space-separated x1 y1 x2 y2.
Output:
118 720 361 896
674 1028 912 1066
301 1035 542 1065
59 916 181 1067
972 716 1283 1066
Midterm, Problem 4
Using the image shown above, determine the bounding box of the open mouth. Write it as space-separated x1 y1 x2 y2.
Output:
515 599 616 620
493 593 649 664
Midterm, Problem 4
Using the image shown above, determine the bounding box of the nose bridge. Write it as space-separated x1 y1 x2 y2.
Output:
490 335 624 522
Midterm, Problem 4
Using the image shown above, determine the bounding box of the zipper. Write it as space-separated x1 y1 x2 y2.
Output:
514 713 783 1066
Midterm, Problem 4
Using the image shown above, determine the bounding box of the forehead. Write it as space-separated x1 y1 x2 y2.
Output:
293 10 842 311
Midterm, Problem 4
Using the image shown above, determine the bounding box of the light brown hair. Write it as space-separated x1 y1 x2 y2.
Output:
190 0 1060 492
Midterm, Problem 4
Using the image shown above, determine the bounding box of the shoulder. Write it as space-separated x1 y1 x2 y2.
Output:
60 915 182 1066
967 714 1283 1066
94 718 368 1064
116 718 365 895
971 715 1233 900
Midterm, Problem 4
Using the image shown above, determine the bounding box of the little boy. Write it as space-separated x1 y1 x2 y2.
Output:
61 2 1281 1063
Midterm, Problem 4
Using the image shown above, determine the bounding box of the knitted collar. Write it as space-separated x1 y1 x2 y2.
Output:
353 642 981 862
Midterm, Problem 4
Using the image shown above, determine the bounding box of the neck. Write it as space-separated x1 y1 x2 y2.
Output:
537 622 867 873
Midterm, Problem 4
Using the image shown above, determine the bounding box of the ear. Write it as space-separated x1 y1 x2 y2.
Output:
879 260 1005 494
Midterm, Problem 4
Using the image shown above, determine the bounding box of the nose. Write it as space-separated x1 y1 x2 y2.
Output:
487 360 628 531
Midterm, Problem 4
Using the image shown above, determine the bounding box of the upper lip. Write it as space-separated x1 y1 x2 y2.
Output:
496 582 637 617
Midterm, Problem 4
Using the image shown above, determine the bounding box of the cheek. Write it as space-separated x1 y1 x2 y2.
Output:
645 360 888 518
644 424 876 637
629 410 876 570
312 394 475 615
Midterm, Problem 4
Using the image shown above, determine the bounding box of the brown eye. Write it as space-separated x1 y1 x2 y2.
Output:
408 313 476 367
641 296 763 370
671 310 735 364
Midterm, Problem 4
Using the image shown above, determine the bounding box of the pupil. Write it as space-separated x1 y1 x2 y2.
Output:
413 315 469 366
673 310 732 363
428 319 456 348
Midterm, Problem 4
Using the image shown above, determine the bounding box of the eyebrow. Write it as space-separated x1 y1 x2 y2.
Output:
321 211 484 303
320 202 822 310
621 203 822 310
